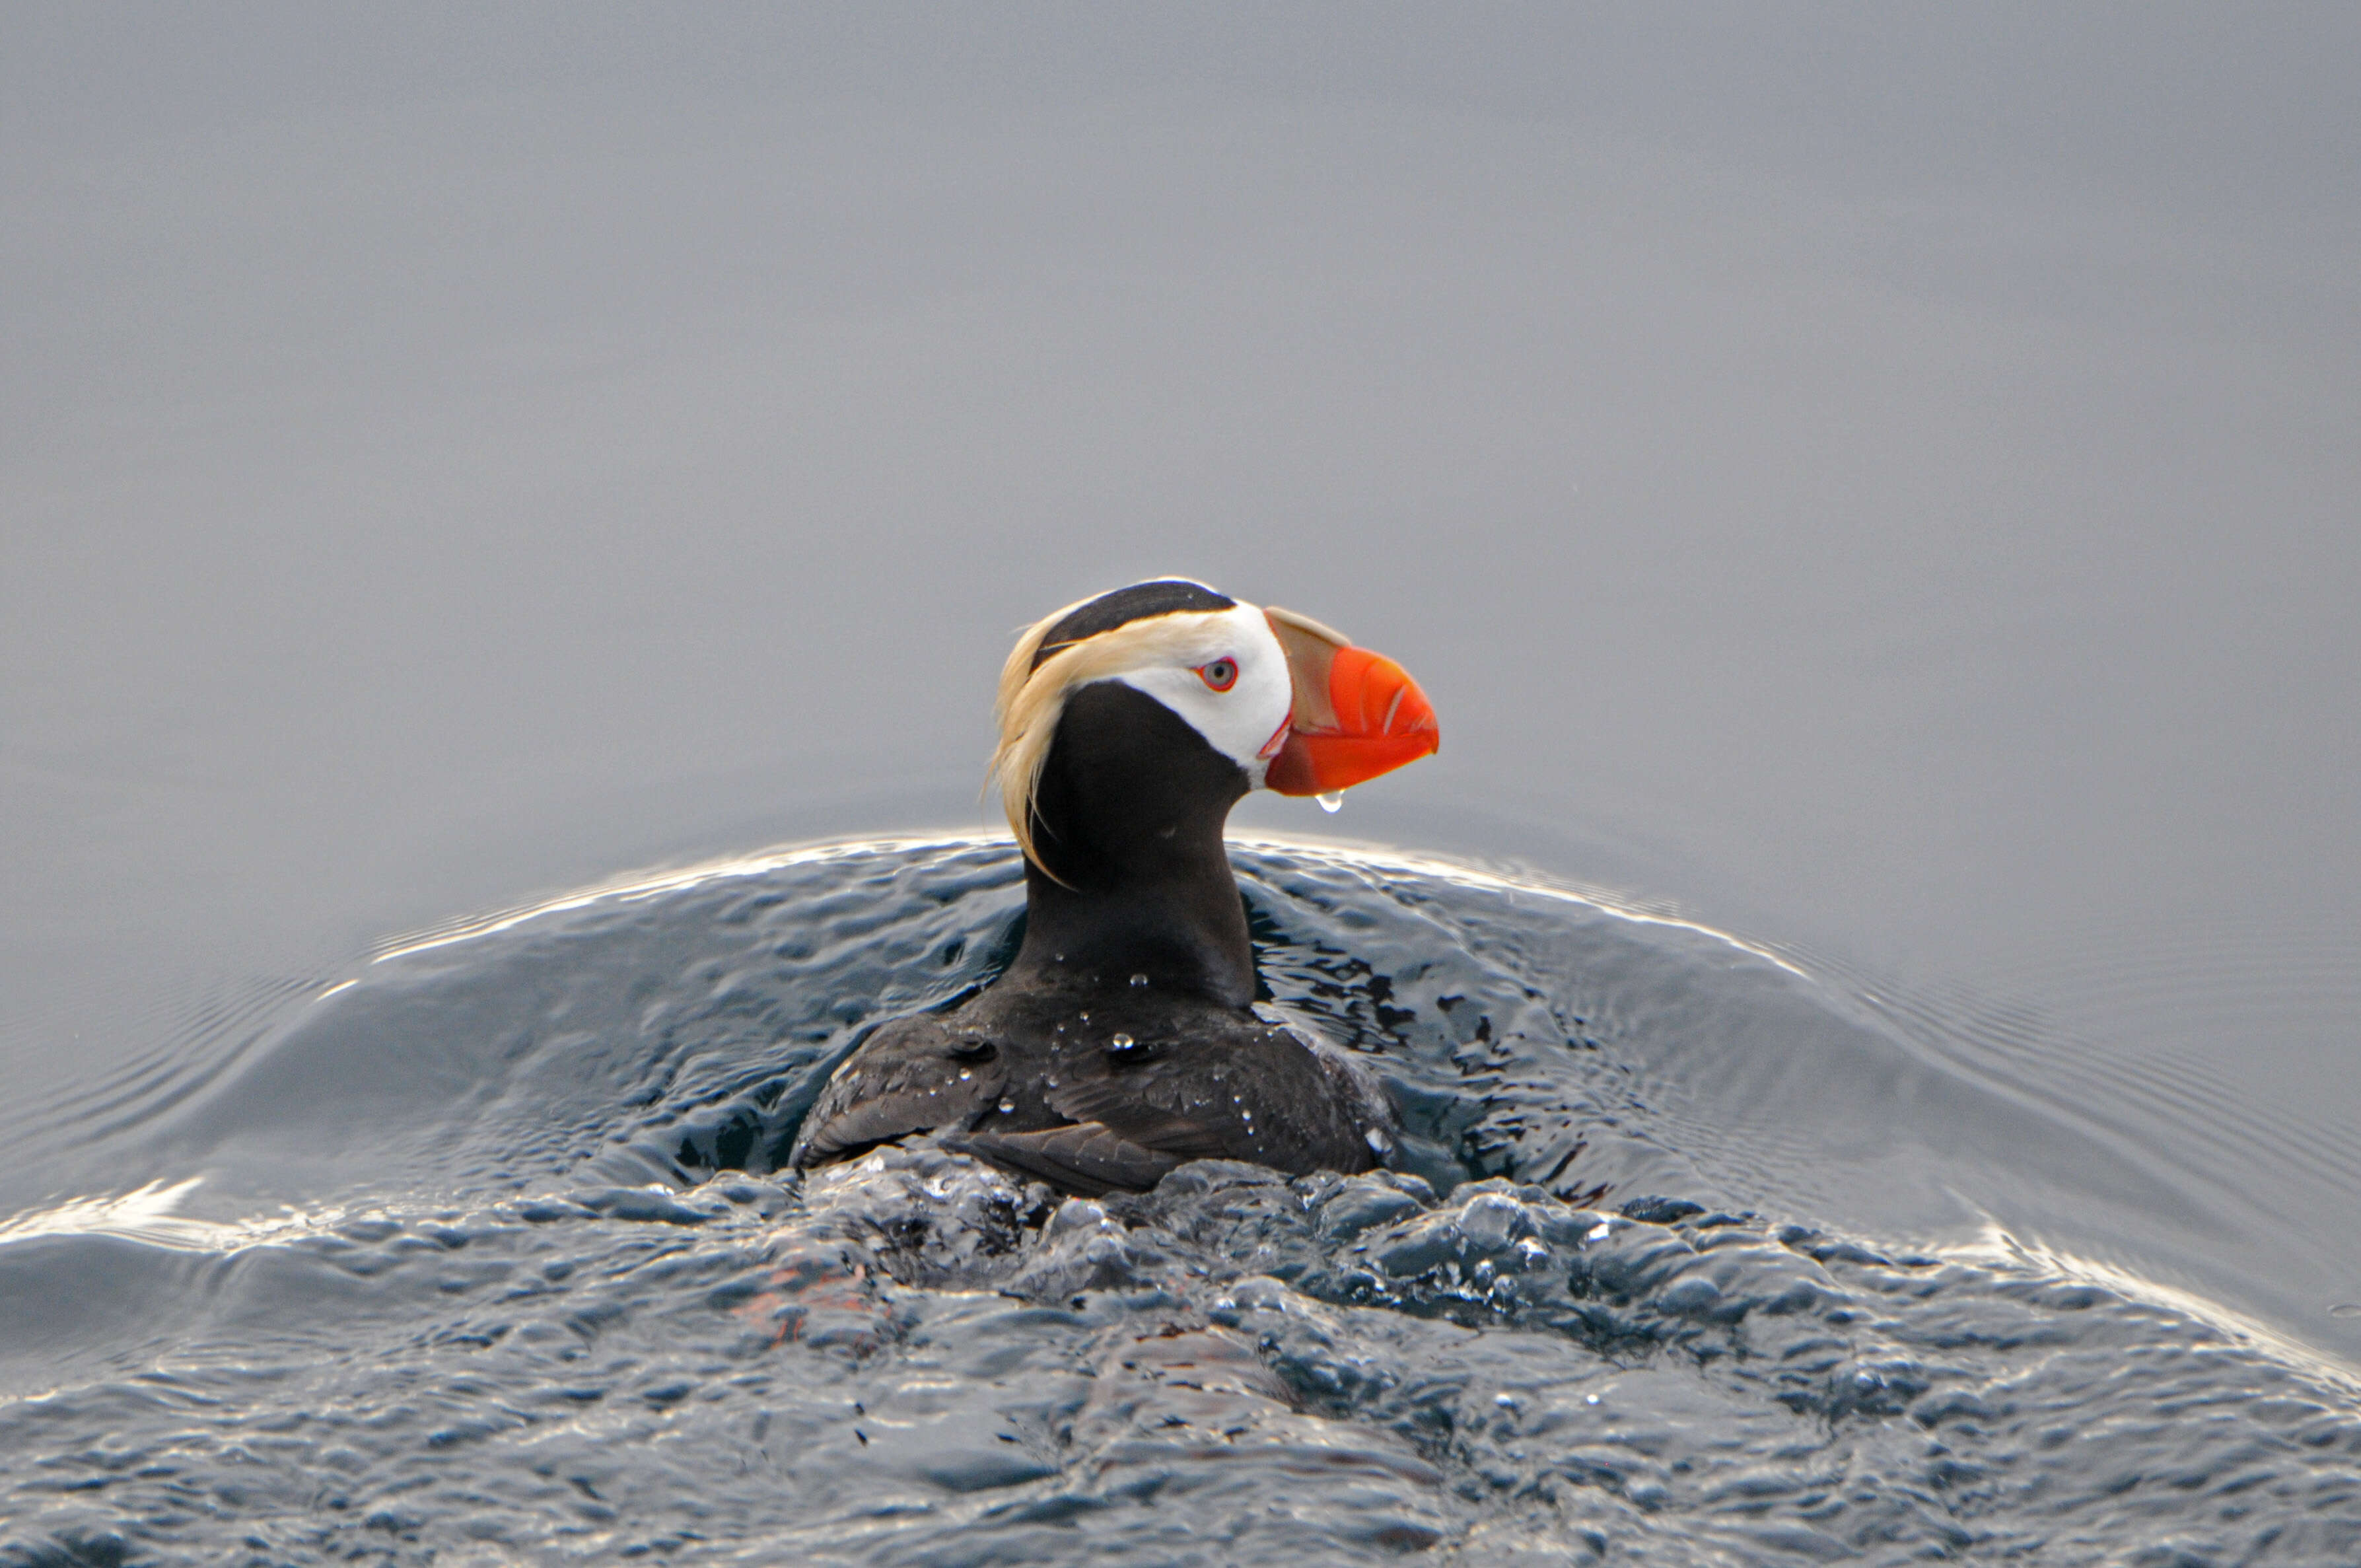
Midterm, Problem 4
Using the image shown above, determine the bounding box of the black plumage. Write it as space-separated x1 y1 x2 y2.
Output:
792 975 1381 1197
791 617 1392 1195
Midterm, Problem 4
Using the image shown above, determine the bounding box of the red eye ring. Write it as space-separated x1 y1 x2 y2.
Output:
1197 657 1238 692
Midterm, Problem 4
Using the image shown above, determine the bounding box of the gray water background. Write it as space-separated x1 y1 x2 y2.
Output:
5 4 2357 1362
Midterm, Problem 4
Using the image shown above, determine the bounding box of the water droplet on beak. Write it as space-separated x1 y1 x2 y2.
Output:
1316 791 1344 814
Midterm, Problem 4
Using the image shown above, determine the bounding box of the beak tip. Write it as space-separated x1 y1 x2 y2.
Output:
1265 627 1439 796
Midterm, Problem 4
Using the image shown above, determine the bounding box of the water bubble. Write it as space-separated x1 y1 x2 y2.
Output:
958 1068 973 1081
1316 791 1344 813
997 1098 1016 1114
1129 972 1148 987
1108 1032 1136 1053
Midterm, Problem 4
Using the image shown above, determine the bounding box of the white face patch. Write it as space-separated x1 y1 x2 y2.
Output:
993 590 1302 876
1108 602 1294 787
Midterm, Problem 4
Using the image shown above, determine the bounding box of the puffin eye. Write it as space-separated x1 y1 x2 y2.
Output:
1198 658 1238 692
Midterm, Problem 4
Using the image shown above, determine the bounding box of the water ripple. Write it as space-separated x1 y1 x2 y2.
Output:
2 836 2354 1565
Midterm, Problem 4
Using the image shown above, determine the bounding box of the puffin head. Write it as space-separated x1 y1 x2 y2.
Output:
991 579 1438 878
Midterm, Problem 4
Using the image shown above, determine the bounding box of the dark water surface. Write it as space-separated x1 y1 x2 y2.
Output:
4 837 2354 1564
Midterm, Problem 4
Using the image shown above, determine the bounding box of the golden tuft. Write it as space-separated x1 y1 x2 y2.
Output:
987 602 1222 883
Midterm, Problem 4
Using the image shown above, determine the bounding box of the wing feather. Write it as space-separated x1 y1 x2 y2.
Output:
791 1016 1003 1167
955 1122 1183 1196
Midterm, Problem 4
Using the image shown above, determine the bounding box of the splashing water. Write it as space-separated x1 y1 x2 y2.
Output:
2 835 2355 1565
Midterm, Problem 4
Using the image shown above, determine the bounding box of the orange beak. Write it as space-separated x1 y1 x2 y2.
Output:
1260 607 1440 797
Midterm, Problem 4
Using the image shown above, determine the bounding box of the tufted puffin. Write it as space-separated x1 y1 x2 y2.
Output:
791 579 1438 1195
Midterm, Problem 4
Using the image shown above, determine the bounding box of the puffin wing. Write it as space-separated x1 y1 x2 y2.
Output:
1044 1070 1234 1164
1039 1026 1299 1169
1044 1024 1375 1180
953 1122 1183 1198
791 1015 1003 1168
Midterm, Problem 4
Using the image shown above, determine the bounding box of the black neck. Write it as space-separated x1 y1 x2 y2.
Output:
1003 682 1256 1009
